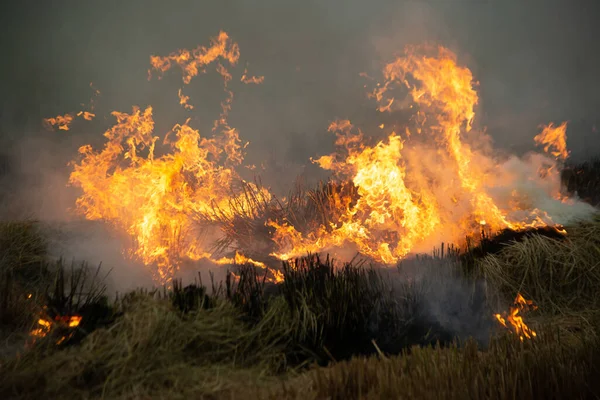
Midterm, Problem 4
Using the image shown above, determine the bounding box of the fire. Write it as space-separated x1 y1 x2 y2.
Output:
44 84 99 130
149 31 239 85
60 34 593 285
44 111 96 131
69 32 271 282
44 114 74 130
494 293 537 341
240 67 265 84
268 45 572 263
178 89 194 110
534 121 569 161
30 313 82 345
77 111 96 120
212 251 284 283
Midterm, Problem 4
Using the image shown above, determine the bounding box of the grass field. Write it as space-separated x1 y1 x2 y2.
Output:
0 159 599 399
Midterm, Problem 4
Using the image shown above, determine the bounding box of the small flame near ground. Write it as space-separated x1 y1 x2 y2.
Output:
494 293 538 342
29 307 82 346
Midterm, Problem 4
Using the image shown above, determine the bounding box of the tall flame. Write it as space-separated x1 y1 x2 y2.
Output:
534 121 569 161
269 45 582 263
69 32 268 282
63 36 594 284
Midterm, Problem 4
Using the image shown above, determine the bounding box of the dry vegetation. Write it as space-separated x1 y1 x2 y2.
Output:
1 161 600 399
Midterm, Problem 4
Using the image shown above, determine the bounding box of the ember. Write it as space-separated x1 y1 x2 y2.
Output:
30 312 83 345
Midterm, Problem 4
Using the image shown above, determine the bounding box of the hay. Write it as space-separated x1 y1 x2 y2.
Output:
478 214 600 314
0 219 49 328
271 327 600 400
0 295 293 399
2 207 600 398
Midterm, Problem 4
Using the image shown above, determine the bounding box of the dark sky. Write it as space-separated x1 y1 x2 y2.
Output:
1 0 599 185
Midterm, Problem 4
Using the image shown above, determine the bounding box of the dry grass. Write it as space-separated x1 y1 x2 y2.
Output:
269 327 600 400
1 208 600 398
204 179 360 261
478 214 600 315
0 295 295 399
0 219 49 328
4 298 598 400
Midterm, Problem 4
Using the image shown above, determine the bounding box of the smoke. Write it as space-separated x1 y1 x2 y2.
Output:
385 255 496 347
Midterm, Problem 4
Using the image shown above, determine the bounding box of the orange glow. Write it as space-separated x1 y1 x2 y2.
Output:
494 293 537 341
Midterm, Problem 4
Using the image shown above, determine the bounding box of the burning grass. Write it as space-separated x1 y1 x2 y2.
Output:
0 296 290 399
1 282 598 398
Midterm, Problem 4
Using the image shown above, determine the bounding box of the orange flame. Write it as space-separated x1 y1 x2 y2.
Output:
77 111 96 121
44 84 99 130
149 31 239 85
44 114 74 130
30 314 82 345
69 33 270 283
62 36 589 285
178 88 194 110
212 251 284 283
269 45 568 263
240 67 265 84
494 293 537 341
534 121 569 161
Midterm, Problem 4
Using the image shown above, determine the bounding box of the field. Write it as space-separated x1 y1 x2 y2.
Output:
0 160 599 400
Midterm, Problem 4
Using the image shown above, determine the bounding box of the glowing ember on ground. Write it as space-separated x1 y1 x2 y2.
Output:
494 293 537 341
30 314 83 345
